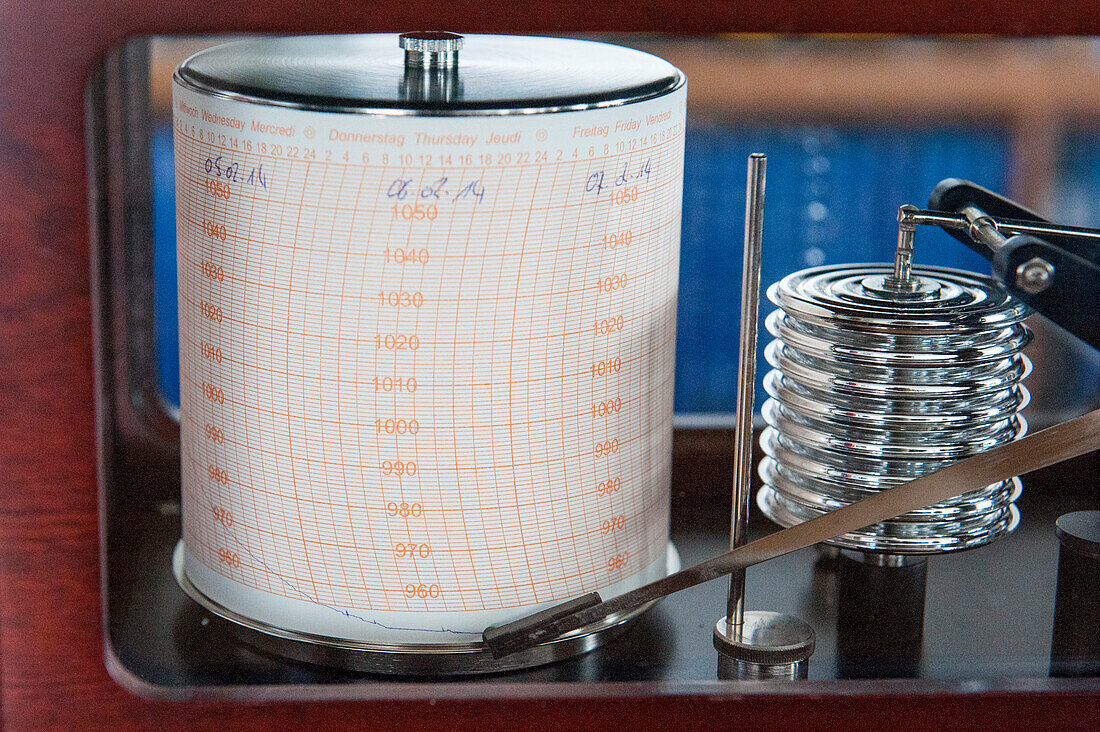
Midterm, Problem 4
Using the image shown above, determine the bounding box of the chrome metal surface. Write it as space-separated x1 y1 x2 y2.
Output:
1016 257 1055 294
399 31 463 68
887 205 918 290
840 550 927 568
175 541 676 675
397 32 464 102
961 204 1010 252
722 658 808 680
726 154 767 634
713 612 815 680
758 263 1033 554
175 34 684 115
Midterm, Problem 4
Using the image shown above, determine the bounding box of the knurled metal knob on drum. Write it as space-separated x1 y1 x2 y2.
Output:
399 31 464 67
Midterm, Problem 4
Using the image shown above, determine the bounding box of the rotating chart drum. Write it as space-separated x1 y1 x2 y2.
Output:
172 33 686 672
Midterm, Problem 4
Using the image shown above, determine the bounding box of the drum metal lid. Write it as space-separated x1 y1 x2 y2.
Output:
175 33 684 115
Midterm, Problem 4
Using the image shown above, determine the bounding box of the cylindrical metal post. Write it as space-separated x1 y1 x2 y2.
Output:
835 551 927 679
725 153 767 635
1050 511 1100 677
714 612 814 680
714 154 814 680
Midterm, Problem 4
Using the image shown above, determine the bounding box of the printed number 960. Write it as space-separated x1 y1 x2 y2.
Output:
404 583 441 599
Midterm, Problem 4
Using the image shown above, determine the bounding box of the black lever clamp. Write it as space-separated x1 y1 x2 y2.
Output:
928 178 1100 352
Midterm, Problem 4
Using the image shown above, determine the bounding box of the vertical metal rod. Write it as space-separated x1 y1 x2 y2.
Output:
893 225 915 283
726 153 767 636
886 205 917 292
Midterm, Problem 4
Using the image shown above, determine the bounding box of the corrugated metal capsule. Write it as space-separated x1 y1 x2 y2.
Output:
757 264 1032 554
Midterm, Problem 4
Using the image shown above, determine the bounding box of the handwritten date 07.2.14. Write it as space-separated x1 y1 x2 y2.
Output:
585 157 652 196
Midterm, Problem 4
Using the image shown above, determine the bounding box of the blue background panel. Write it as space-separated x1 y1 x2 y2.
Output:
675 124 1005 413
153 125 180 408
1052 129 1100 229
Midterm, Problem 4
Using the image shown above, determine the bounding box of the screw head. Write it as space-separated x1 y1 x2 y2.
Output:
1015 257 1054 295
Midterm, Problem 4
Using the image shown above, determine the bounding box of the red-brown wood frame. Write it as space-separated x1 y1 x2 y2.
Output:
3 2 1100 729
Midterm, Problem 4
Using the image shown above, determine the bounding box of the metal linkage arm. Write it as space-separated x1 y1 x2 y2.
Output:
925 179 1100 352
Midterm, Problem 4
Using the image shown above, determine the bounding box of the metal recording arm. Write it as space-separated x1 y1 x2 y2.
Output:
920 178 1100 351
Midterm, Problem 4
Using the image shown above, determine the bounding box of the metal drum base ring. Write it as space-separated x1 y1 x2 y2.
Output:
173 541 679 676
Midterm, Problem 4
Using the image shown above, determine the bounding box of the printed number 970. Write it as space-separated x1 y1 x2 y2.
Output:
212 506 233 526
